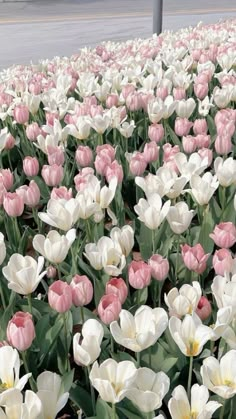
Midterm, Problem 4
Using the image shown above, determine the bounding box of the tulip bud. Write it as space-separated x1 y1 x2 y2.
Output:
75 146 93 167
23 157 39 177
70 275 93 307
48 280 73 313
128 260 152 289
212 248 233 276
41 164 64 187
181 243 210 274
148 123 164 143
195 296 212 321
105 277 128 304
26 122 41 141
148 254 169 281
47 146 65 166
13 104 29 124
7 312 35 351
3 192 24 217
0 169 13 190
210 222 236 249
97 294 121 324
143 142 159 163
129 153 147 176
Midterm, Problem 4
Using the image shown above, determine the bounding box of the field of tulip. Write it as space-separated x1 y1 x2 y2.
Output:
0 18 236 418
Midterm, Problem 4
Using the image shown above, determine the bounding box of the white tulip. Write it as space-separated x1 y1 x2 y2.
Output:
37 371 69 419
134 193 170 230
210 306 233 341
217 52 236 71
89 113 111 134
164 282 201 318
73 319 104 367
169 313 213 356
110 305 168 352
0 388 43 419
168 384 221 419
155 166 188 200
201 350 236 399
190 173 219 206
211 273 236 313
175 98 196 118
75 189 98 219
147 96 176 123
167 201 194 235
0 346 31 394
0 233 6 266
39 198 81 231
0 128 9 153
198 96 214 117
214 157 236 187
2 254 46 295
33 229 76 264
110 225 134 257
213 86 232 108
89 359 137 404
135 173 167 198
118 120 135 138
67 116 91 140
125 368 170 413
174 152 208 180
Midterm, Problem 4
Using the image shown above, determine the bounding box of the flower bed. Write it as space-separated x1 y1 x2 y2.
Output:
0 18 236 418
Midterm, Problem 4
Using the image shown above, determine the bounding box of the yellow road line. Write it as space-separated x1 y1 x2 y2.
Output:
0 8 236 24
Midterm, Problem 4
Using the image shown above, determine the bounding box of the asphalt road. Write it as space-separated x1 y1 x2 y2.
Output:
0 0 236 70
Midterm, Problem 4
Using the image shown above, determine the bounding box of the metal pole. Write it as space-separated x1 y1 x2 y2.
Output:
153 0 163 35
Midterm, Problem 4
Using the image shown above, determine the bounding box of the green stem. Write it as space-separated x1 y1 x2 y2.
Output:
175 235 180 282
187 356 193 400
148 347 152 369
80 306 85 324
56 264 62 280
152 229 156 255
111 403 116 419
63 312 70 371
219 400 226 419
0 287 6 310
21 351 37 392
87 365 96 416
27 294 32 315
85 219 92 243
136 351 141 368
98 134 103 146
110 334 115 354
146 412 154 419
158 280 164 307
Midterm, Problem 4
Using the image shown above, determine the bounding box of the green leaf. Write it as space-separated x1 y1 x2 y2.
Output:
61 369 74 393
96 399 116 419
138 222 152 260
198 206 215 253
70 383 93 417
37 314 64 367
117 399 146 419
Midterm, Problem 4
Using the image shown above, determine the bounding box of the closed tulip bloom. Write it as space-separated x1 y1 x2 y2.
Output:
125 368 170 413
190 173 219 206
75 145 93 167
181 243 210 274
47 145 65 166
0 233 6 266
175 98 196 119
201 350 236 399
182 135 197 154
73 319 104 366
7 312 35 351
148 123 164 143
2 254 46 295
110 225 134 257
26 122 41 141
169 313 214 356
148 254 169 281
168 384 221 419
33 229 76 264
0 169 13 190
48 280 73 313
41 164 64 187
98 294 121 325
51 186 73 200
128 260 152 289
214 157 236 187
16 180 40 207
0 346 31 391
164 282 202 318
210 222 236 249
129 152 147 176
193 118 208 135
70 274 93 306
196 296 212 321
174 118 192 137
110 305 168 352
212 248 233 276
143 141 159 163
167 202 194 235
215 134 232 155
89 359 138 404
3 192 24 217
106 278 128 304
23 157 39 177
36 371 69 419
13 104 29 124
134 193 170 230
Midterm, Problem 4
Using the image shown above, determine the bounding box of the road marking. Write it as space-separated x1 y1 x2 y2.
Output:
0 8 236 24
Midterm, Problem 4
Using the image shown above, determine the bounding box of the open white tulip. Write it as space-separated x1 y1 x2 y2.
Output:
36 371 69 419
89 359 137 404
174 152 208 180
2 254 46 295
33 229 76 264
0 233 6 266
38 198 81 231
125 368 170 413
73 319 104 367
211 273 236 313
175 98 196 118
110 305 168 352
201 350 236 399
0 388 43 419
110 225 134 257
168 384 221 419
167 202 194 235
134 193 170 230
164 282 201 318
169 313 213 356
214 157 236 187
0 347 31 395
190 173 219 206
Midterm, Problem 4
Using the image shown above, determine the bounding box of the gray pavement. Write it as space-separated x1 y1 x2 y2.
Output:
0 0 236 70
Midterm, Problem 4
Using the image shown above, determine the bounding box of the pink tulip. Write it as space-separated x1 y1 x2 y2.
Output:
97 294 121 324
128 260 152 289
126 92 142 111
181 243 210 274
0 182 7 205
105 160 124 184
51 186 73 200
148 123 164 143
195 134 210 149
198 148 213 167
46 112 59 126
195 296 212 321
210 222 236 249
194 83 208 99
182 136 197 154
106 94 119 108
173 87 186 100
47 266 57 279
48 280 73 313
70 275 93 307
26 122 41 141
13 104 29 124
0 169 13 190
3 192 24 217
75 146 93 167
156 87 168 100
41 164 64 187
23 157 39 177
96 144 116 161
95 154 112 176
213 248 233 276
121 84 135 99
143 142 159 163
5 134 15 150
175 118 193 137
129 153 147 176
7 312 35 351
16 180 40 207
193 119 208 135
47 146 65 166
148 254 169 281
105 277 128 304
215 135 232 155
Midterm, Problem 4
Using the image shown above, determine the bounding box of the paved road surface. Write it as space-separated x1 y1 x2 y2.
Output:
0 0 235 70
